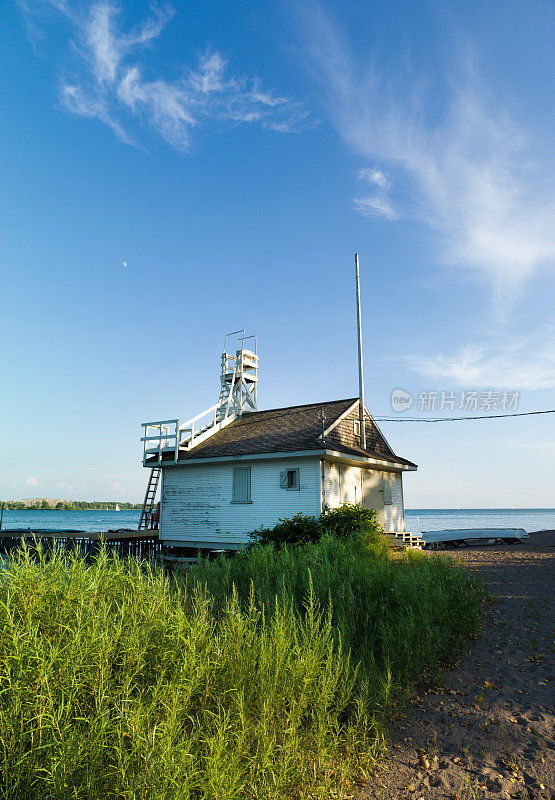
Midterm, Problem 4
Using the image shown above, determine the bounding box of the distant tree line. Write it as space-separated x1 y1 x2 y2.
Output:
1 500 142 510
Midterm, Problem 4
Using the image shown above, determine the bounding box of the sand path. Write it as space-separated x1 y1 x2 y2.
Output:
358 530 554 800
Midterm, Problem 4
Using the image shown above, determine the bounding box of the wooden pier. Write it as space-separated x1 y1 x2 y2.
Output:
0 528 161 561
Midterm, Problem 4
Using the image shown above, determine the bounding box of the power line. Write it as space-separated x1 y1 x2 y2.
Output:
373 409 555 423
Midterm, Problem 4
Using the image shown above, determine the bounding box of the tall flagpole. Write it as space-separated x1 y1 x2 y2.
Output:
355 253 366 449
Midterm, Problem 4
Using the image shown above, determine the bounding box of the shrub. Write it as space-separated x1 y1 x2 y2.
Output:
321 504 382 547
249 504 383 549
250 512 322 547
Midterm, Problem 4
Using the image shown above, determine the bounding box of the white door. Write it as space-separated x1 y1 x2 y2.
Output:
340 466 361 505
361 470 385 527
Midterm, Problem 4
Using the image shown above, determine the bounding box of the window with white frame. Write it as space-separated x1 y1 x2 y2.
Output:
232 466 251 503
353 420 361 437
280 468 300 490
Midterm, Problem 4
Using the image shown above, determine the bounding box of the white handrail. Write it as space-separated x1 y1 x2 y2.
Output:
141 403 238 465
141 418 178 427
178 403 220 430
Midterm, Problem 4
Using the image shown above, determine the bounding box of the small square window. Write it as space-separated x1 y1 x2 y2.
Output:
280 468 300 490
353 420 361 437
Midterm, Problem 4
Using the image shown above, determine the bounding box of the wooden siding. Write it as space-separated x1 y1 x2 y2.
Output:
322 461 404 532
160 457 322 547
384 473 405 532
325 405 395 459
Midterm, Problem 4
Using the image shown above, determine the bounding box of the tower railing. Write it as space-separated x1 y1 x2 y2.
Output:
141 332 258 464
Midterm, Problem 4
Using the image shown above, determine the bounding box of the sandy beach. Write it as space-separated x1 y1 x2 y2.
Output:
358 530 554 800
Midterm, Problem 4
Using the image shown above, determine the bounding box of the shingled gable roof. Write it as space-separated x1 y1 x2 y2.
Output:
151 398 416 468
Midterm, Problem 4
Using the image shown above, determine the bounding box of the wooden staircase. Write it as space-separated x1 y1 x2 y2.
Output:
138 467 161 531
385 530 424 549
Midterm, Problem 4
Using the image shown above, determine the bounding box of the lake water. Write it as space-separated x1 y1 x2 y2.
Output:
0 509 142 533
1 508 554 535
405 508 555 536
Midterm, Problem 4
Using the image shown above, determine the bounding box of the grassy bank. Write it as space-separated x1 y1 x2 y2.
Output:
193 534 483 708
0 539 483 799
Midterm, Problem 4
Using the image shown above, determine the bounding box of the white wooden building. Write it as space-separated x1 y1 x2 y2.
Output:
140 336 416 549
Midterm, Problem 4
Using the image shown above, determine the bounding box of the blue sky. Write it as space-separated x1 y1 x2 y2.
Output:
1 0 554 506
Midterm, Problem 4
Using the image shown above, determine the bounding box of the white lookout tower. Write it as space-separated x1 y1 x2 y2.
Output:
139 331 258 529
141 331 258 466
217 331 258 421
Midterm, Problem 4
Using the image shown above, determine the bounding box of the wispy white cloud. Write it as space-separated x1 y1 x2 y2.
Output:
61 82 136 144
302 5 555 296
25 475 40 486
22 1 309 150
353 195 397 220
354 167 396 218
85 1 171 85
402 325 555 390
357 167 389 189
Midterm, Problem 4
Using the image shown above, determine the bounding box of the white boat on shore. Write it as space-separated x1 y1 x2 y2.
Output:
420 528 529 548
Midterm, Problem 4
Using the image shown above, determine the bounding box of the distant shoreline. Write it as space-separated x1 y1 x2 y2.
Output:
2 507 143 511
1 502 141 511
2 505 553 512
406 507 555 512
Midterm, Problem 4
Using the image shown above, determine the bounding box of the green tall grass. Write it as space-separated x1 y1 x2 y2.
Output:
193 534 484 710
0 549 375 800
0 538 483 799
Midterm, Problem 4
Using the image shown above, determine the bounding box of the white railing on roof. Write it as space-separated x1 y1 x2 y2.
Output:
141 404 237 465
141 332 258 466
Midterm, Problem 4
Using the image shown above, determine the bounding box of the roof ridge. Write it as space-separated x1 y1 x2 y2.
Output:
247 398 359 415
144 395 416 467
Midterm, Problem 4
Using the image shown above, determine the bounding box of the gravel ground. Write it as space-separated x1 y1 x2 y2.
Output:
358 530 554 800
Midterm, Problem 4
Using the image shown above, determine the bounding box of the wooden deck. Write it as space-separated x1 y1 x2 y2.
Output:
0 528 160 560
